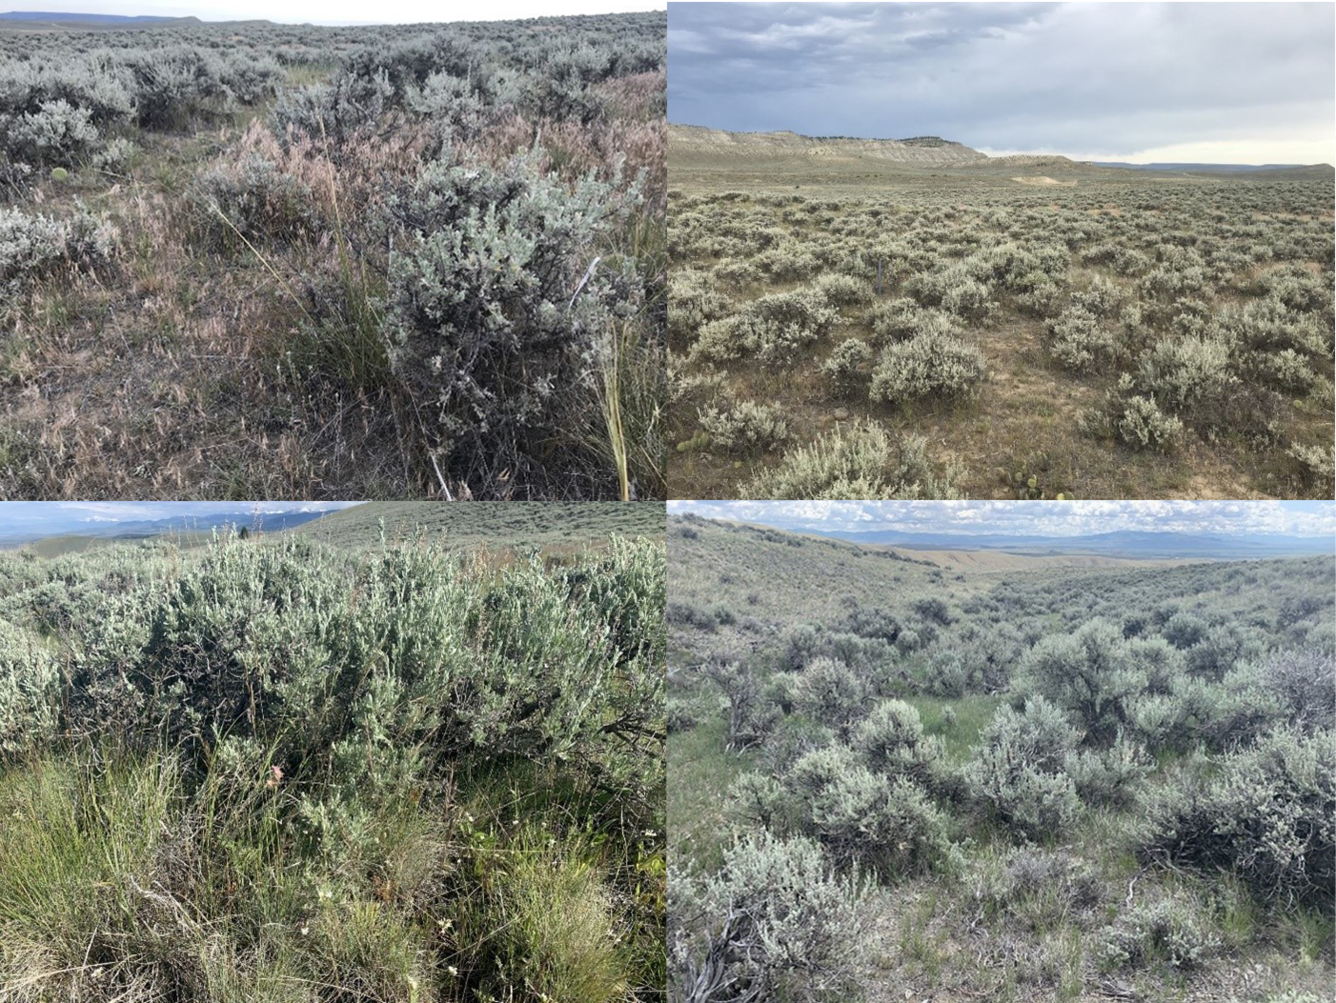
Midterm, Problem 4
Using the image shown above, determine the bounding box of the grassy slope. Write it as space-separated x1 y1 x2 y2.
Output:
293 500 664 550
668 517 1335 1003
667 515 972 663
22 531 215 558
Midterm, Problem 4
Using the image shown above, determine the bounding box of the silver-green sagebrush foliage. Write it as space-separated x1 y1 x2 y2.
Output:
668 173 1334 500
0 12 666 502
671 832 872 1003
742 422 964 500
384 150 653 490
0 529 666 1002
668 516 1335 1001
0 204 115 301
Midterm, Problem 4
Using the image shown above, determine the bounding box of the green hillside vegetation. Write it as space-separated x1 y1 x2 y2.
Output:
295 500 664 551
667 515 952 659
668 517 1334 1003
18 529 216 558
667 129 1334 501
0 522 666 1002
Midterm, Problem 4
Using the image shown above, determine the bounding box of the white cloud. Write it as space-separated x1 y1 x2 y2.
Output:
670 501 1336 539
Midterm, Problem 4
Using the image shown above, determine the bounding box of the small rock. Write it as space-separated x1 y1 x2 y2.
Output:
833 408 850 421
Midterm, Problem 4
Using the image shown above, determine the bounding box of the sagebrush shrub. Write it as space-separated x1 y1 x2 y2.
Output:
404 70 488 144
667 267 730 346
273 79 363 143
1219 294 1331 362
812 271 872 306
869 328 985 405
728 770 786 829
964 697 1083 840
1064 735 1150 809
820 336 873 388
118 46 233 129
973 847 1104 931
851 699 940 782
1141 728 1335 911
696 399 788 454
1136 335 1238 413
2 98 99 168
703 659 779 753
1012 268 1063 317
0 204 115 301
1016 618 1149 745
1140 261 1207 300
383 148 642 487
1287 442 1335 494
1250 646 1336 731
194 154 322 249
790 657 869 733
1048 304 1116 372
1099 895 1220 972
907 262 992 319
786 744 957 877
864 297 953 345
66 535 665 797
1252 347 1319 393
671 832 871 1003
0 621 57 753
744 422 962 500
692 287 837 366
0 207 68 296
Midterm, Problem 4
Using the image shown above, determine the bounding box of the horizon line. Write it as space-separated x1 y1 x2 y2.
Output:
667 121 1335 169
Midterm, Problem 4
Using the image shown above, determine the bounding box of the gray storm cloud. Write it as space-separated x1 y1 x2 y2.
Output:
668 2 1334 161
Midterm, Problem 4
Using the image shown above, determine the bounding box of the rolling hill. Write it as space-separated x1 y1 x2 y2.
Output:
0 507 334 550
806 528 1335 560
0 10 206 28
1089 160 1336 179
290 501 665 550
669 123 1335 182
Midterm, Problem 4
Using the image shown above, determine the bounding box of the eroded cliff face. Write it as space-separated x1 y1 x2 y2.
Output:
669 123 990 170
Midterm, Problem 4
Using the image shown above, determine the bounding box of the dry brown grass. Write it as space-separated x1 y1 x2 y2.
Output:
1 75 667 500
0 127 416 500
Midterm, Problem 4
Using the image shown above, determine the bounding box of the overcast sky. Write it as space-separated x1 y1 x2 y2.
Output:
668 501 1336 539
668 2 1335 164
2 0 661 26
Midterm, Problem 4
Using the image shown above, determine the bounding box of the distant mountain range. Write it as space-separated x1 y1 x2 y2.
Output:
801 529 1334 561
1087 161 1324 173
0 508 333 548
0 10 204 26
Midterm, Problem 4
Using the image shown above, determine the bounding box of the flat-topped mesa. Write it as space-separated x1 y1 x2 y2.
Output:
668 123 989 168
980 153 1080 169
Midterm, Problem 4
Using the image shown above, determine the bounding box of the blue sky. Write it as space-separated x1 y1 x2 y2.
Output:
0 502 361 536
668 2 1335 165
0 0 661 25
668 501 1336 539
